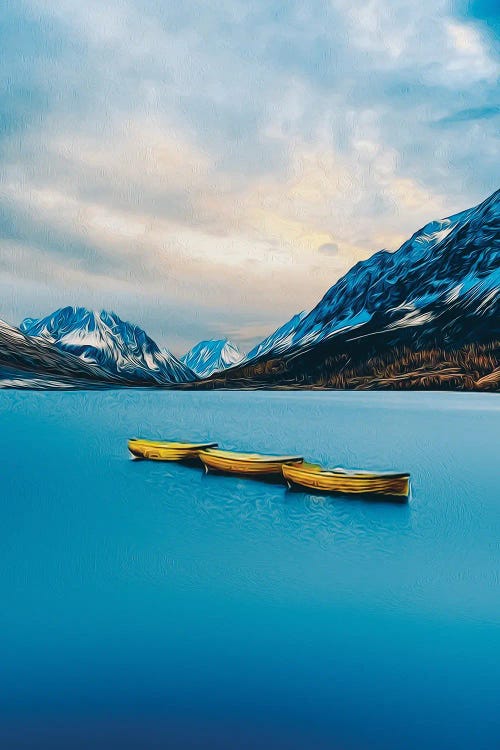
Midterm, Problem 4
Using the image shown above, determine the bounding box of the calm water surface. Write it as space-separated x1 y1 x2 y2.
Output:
1 390 499 749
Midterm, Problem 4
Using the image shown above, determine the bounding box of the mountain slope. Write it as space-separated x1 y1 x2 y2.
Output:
0 318 123 387
285 189 499 353
202 189 499 390
20 307 195 384
4 189 499 391
198 339 499 392
246 312 307 361
181 338 245 377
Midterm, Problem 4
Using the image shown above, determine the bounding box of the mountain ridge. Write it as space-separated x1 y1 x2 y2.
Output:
282 188 499 355
194 188 499 389
2 188 499 390
20 306 196 385
181 338 245 378
0 318 125 388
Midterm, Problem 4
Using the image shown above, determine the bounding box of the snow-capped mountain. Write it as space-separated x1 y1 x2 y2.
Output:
4 189 499 391
250 189 499 359
0 318 122 387
246 312 307 361
20 307 196 384
181 338 245 378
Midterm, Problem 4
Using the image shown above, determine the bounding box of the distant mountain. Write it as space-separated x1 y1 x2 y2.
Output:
20 307 195 385
246 312 307 361
0 318 122 388
181 338 245 377
3 189 499 391
204 189 500 391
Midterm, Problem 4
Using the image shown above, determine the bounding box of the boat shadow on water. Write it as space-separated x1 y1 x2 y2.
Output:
201 468 412 501
197 466 414 543
199 466 287 486
130 456 413 502
189 462 414 506
284 483 412 505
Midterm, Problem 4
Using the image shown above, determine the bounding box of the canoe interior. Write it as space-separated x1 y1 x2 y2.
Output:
201 448 305 463
129 439 218 449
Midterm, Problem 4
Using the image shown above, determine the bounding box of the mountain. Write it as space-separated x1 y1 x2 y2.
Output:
282 189 499 353
20 307 195 385
246 312 307 361
0 318 122 388
181 338 245 377
203 189 500 390
4 190 499 391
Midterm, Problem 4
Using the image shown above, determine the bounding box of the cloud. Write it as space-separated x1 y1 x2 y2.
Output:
444 20 499 83
0 0 498 352
433 106 500 125
318 243 339 254
336 1 499 85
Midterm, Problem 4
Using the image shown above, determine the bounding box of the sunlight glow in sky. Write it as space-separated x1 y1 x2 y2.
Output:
1 0 498 353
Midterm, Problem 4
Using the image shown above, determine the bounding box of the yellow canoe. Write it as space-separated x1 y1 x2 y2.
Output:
199 448 304 476
128 438 218 461
282 462 410 499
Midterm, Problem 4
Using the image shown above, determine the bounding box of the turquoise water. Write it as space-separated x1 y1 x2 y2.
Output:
1 390 499 749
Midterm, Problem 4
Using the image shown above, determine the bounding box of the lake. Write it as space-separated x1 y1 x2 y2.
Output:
1 390 499 749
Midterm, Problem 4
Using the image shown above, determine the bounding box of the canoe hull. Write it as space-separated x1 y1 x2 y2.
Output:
283 464 410 499
200 450 303 477
128 439 218 462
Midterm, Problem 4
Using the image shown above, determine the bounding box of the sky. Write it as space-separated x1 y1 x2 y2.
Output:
0 1 499 355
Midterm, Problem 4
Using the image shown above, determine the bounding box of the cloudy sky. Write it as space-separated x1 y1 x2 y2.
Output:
1 0 499 354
